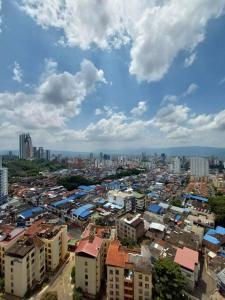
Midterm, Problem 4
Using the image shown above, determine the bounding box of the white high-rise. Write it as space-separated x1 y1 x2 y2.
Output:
190 157 209 178
173 157 181 173
19 133 33 159
0 157 8 204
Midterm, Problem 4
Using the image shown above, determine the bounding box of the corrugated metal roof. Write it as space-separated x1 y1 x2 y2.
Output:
203 234 220 245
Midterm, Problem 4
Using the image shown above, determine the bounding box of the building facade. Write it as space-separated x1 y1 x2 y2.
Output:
5 237 45 298
19 133 33 159
116 213 145 242
106 240 152 300
190 157 209 178
0 158 8 204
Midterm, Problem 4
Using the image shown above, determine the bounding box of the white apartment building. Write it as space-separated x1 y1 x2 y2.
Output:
190 157 209 178
0 157 8 204
5 236 45 298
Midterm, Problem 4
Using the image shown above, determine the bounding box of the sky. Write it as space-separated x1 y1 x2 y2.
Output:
0 0 225 152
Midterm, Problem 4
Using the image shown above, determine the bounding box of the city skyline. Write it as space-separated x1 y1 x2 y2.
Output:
1 1 225 151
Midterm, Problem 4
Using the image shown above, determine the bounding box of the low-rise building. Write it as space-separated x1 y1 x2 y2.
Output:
5 236 45 298
116 213 145 242
106 240 152 300
174 247 199 291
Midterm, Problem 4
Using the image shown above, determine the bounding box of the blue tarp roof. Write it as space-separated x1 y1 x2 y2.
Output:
175 214 181 222
207 229 216 236
79 210 92 219
51 192 86 207
183 194 208 203
148 204 163 214
203 234 220 245
96 198 106 205
216 226 225 235
72 204 95 217
78 185 96 192
19 207 44 219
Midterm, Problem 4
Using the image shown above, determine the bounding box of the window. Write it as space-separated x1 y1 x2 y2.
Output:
145 276 149 281
11 261 14 266
31 252 34 258
85 274 88 279
85 261 88 266
116 291 119 296
145 283 149 289
139 274 142 280
116 284 119 289
139 297 143 300
11 282 13 287
139 282 142 287
85 268 88 273
109 269 113 274
110 291 113 295
139 289 143 294
115 270 119 275
85 281 88 286
115 277 119 282
11 289 14 294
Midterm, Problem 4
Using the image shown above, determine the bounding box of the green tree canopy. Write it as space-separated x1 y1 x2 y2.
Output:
209 195 225 225
153 258 186 300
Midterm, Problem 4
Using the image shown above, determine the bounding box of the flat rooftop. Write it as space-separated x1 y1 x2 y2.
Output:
6 238 35 258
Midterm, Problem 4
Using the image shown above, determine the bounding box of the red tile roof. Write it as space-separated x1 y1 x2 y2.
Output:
75 236 102 258
106 240 129 268
174 247 199 271
25 219 44 236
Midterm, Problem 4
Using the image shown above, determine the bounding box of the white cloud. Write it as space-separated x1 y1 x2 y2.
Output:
130 101 147 117
12 62 23 83
0 59 106 132
95 106 114 117
163 83 198 104
19 0 225 82
184 52 197 68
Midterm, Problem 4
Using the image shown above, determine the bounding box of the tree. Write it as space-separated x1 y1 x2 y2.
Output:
209 196 225 225
153 258 186 300
0 277 4 293
73 287 83 300
71 266 75 284
41 291 58 300
170 198 182 207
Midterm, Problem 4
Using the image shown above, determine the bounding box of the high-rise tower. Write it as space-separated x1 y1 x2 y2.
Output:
19 133 33 159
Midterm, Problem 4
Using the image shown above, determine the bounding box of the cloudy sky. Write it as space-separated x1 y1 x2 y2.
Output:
1 0 225 152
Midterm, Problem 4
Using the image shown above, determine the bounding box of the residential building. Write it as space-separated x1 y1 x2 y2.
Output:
75 235 104 298
5 236 45 298
0 157 8 204
173 157 181 173
19 133 33 159
25 220 68 271
203 226 225 252
106 240 152 300
116 213 145 242
0 226 25 275
108 190 135 211
190 157 209 178
174 247 199 290
132 192 145 210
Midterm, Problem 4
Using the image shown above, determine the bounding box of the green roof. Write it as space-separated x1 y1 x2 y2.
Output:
68 239 78 246
132 192 144 198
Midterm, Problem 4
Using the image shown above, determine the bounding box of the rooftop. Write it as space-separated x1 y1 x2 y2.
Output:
6 237 43 258
75 236 103 258
174 247 199 271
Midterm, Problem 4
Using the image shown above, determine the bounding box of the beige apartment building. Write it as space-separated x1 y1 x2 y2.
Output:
75 235 104 298
4 236 45 298
0 226 25 275
25 220 68 271
106 240 152 300
116 213 145 242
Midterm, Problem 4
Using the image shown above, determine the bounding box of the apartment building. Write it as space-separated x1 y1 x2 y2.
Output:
5 236 45 298
75 235 104 298
106 240 152 300
116 213 145 242
0 226 25 275
174 247 199 290
25 220 68 271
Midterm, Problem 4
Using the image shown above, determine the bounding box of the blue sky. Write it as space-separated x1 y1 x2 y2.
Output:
0 0 225 151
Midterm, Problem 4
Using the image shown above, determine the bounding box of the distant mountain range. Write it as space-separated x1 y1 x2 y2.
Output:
1 146 225 157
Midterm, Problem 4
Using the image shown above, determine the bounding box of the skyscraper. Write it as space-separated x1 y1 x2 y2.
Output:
19 133 33 159
0 157 8 204
173 157 181 173
190 157 209 178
